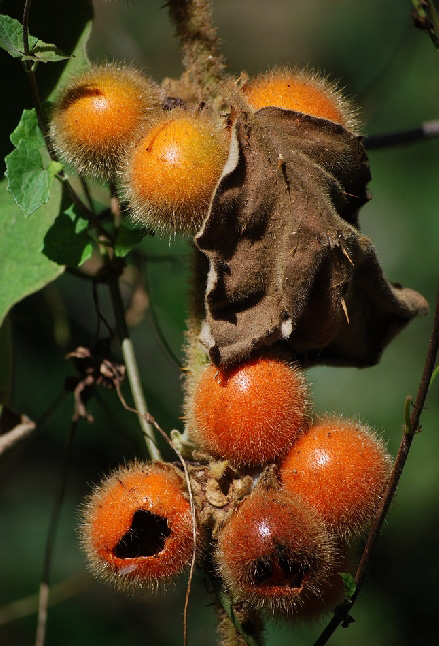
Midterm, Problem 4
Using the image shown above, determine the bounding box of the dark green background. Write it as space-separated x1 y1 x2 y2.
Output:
1 1 439 645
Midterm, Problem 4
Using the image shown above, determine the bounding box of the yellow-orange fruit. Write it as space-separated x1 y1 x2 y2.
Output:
190 357 310 467
80 461 194 589
242 68 358 131
280 417 392 537
121 109 229 235
50 64 160 179
216 488 336 615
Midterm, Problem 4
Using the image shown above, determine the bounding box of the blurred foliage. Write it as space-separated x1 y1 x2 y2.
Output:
1 1 439 645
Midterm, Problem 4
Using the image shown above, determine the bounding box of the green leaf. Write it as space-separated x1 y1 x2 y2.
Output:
42 204 93 267
9 108 45 148
27 42 69 64
114 222 146 258
0 14 68 63
0 1 93 172
5 140 51 217
0 177 64 327
339 572 357 600
0 14 37 58
5 109 61 217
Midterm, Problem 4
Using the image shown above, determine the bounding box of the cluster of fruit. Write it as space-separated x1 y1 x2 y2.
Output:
81 354 391 617
49 64 357 236
56 64 391 618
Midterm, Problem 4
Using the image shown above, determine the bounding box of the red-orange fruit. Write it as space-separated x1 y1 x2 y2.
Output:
216 488 336 615
80 461 194 589
292 540 353 621
122 109 229 235
242 68 358 131
50 64 159 179
280 417 392 537
190 357 310 466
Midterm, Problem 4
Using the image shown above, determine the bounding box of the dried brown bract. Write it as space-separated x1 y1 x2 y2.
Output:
196 107 428 367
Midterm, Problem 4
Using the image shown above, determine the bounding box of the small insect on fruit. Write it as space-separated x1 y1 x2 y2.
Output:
216 487 336 615
188 356 310 467
50 64 160 179
280 416 392 537
121 108 229 235
80 461 194 589
242 67 358 131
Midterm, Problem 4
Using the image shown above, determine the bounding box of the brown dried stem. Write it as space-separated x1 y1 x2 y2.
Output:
314 288 439 646
167 0 225 95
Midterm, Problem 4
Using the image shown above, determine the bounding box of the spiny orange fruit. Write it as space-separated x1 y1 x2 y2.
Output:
280 416 392 537
80 461 194 589
242 68 358 131
121 109 229 235
190 357 310 467
50 64 160 179
216 488 336 615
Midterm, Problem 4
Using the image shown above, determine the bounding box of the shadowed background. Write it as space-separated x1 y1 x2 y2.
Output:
1 1 438 645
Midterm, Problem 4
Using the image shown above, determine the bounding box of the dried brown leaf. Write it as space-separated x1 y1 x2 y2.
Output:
196 107 428 367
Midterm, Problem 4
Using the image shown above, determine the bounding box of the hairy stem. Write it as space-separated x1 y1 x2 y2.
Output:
167 0 225 95
107 273 161 461
314 289 439 646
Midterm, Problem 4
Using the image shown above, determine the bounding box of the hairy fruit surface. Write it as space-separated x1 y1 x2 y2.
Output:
50 64 159 179
189 357 310 466
216 488 336 615
242 68 358 131
122 109 228 235
80 461 194 588
280 417 392 537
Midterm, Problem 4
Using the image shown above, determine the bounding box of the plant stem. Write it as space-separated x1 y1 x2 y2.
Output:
314 289 439 646
107 273 161 461
364 120 439 150
167 0 225 95
22 0 52 148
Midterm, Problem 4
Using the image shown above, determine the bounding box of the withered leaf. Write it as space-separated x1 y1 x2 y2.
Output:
196 107 428 367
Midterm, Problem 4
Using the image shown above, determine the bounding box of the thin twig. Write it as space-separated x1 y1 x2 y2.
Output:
114 383 197 646
314 289 439 646
364 120 439 150
107 272 161 461
35 418 80 646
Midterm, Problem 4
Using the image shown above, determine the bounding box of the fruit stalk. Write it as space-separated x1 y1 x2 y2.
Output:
167 0 225 95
